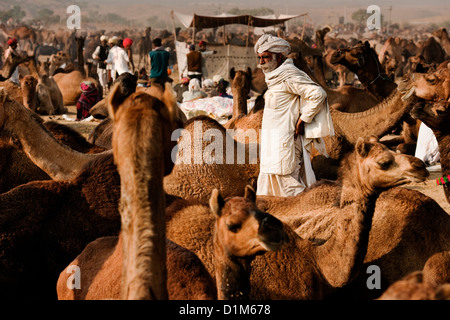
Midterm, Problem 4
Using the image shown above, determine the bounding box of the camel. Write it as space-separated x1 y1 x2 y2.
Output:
329 41 397 101
88 80 187 150
255 150 450 299
164 115 260 203
329 41 420 154
57 186 287 300
53 36 99 106
0 82 181 299
224 67 252 129
418 36 446 65
107 82 184 300
166 136 428 299
411 100 450 203
0 87 110 180
23 58 66 115
377 252 450 300
57 236 217 300
378 37 404 79
433 28 450 59
137 27 151 70
0 118 106 193
0 139 50 193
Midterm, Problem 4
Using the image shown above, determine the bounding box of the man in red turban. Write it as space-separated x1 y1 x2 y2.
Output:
4 38 19 85
123 38 135 72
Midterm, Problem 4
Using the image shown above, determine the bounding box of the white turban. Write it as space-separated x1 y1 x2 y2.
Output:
100 35 108 42
254 34 291 56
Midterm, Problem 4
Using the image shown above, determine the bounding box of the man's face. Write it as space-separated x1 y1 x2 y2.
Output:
258 52 279 73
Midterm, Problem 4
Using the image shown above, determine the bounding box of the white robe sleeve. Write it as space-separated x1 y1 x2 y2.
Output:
284 75 327 123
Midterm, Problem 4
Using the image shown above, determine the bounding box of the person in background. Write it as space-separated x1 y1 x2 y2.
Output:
137 67 150 87
105 36 118 82
123 37 135 73
198 40 216 80
173 77 190 103
92 35 110 96
149 38 170 87
76 81 101 121
254 34 334 197
185 44 203 86
4 38 20 85
202 78 218 97
105 37 130 81
182 78 207 102
217 79 232 99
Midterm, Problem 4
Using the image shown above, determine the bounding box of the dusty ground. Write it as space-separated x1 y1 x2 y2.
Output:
42 107 450 215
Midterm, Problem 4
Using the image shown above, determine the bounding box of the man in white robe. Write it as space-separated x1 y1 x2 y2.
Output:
255 34 334 197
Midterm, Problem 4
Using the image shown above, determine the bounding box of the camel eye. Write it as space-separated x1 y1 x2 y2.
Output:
378 160 392 170
227 223 241 233
426 77 437 84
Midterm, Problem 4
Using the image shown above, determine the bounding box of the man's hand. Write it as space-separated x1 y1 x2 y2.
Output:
294 117 304 139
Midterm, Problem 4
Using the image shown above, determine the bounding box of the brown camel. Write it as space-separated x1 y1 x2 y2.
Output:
309 52 379 113
329 41 397 101
57 186 287 300
108 83 183 300
329 41 420 154
377 251 450 300
0 83 182 299
54 36 99 106
433 28 450 58
164 115 260 203
255 141 450 299
0 88 110 180
418 36 446 65
0 119 106 193
166 136 428 299
224 67 252 129
378 37 404 78
57 236 217 300
411 100 450 203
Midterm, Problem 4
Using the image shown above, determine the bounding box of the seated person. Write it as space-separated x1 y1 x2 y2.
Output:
182 78 207 102
217 79 232 99
76 81 101 121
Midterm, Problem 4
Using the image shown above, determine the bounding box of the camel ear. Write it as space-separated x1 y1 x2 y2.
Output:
0 87 6 103
247 67 252 80
209 189 225 218
230 67 235 80
244 185 256 203
107 83 123 121
355 137 371 158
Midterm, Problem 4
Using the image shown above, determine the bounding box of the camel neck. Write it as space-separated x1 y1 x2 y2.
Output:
330 90 413 145
118 126 168 300
214 239 252 300
338 154 378 208
7 103 100 180
231 86 248 119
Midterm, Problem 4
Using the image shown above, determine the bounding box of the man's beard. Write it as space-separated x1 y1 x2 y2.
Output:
259 55 278 73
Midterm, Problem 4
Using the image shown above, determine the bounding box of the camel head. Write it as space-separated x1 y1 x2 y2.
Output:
411 100 450 133
352 136 429 193
230 67 252 98
20 75 38 112
399 67 450 102
210 185 288 258
329 41 372 72
108 82 182 176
